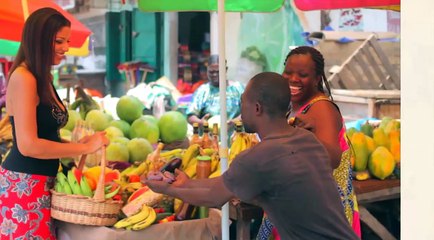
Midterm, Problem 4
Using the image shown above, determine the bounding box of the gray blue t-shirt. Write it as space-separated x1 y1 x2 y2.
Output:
223 127 359 240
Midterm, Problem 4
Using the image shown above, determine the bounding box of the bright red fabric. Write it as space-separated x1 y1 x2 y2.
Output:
0 167 56 240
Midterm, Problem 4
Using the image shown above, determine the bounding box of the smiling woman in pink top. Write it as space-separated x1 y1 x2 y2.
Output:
257 46 361 239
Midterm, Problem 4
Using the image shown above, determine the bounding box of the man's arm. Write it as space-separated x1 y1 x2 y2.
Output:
145 176 234 207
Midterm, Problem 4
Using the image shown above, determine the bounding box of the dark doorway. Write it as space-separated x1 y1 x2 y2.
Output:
178 12 210 52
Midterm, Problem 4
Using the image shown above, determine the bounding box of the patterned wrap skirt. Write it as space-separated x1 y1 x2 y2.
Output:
0 166 56 240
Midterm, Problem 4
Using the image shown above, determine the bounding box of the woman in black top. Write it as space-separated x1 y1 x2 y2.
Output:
0 8 108 240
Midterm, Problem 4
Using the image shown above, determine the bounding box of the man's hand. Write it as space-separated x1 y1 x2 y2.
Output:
172 169 189 187
143 179 171 194
289 115 316 132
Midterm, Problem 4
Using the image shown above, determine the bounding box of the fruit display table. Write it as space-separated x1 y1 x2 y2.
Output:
354 179 400 240
229 199 264 240
55 208 222 240
229 179 400 240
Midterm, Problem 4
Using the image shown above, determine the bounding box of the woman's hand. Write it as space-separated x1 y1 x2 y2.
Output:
289 115 316 132
79 131 109 154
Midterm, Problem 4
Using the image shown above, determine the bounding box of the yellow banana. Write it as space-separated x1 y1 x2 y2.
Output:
160 148 184 159
183 163 197 178
131 207 156 231
126 161 149 177
181 144 200 169
186 157 198 170
209 164 221 178
174 198 183 213
202 148 216 156
0 115 10 130
229 136 242 161
210 154 220 172
114 205 151 229
120 165 138 178
125 182 143 190
242 133 251 149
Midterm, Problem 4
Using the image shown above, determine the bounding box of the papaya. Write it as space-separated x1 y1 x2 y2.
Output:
350 132 370 171
389 129 401 142
389 138 400 164
360 121 373 137
346 127 358 139
373 128 389 148
368 146 395 180
379 116 393 130
364 135 376 155
384 119 400 137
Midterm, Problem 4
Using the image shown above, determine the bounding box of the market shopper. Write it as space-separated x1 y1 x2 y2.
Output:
185 55 244 126
0 8 108 240
257 46 361 239
145 72 359 240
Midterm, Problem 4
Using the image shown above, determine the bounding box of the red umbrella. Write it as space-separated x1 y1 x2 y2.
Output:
0 0 91 48
293 0 400 11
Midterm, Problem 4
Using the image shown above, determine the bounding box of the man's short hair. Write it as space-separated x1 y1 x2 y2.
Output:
247 72 291 118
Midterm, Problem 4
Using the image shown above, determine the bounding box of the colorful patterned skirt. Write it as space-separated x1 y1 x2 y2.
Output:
0 166 56 240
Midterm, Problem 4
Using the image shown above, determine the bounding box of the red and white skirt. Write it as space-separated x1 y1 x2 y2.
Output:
0 166 56 240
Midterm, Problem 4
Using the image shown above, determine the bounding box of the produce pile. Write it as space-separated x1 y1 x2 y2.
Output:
55 90 260 230
347 117 400 181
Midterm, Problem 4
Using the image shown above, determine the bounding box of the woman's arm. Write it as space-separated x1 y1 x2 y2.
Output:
8 69 107 159
295 101 343 169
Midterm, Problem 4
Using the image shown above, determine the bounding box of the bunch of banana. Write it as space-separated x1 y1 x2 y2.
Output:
0 116 12 143
160 148 184 161
122 189 164 217
114 180 143 194
181 144 200 170
183 161 197 179
114 205 156 230
54 172 73 194
229 132 253 163
200 148 216 156
122 161 149 179
210 153 220 172
54 171 93 197
209 163 221 178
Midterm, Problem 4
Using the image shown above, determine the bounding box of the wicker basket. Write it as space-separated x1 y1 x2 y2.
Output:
51 147 123 226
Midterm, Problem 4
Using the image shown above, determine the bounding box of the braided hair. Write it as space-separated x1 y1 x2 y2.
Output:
284 46 333 100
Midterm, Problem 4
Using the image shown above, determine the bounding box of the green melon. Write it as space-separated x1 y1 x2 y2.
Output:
158 111 188 144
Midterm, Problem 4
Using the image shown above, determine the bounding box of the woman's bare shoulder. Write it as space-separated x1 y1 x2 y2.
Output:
308 99 341 117
9 67 36 82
